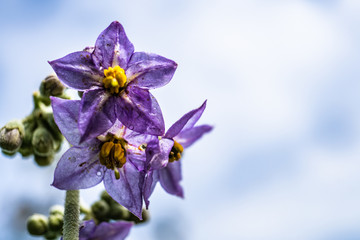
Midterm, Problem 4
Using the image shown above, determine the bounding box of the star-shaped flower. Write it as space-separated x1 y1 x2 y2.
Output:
143 101 213 207
49 21 177 142
51 97 155 219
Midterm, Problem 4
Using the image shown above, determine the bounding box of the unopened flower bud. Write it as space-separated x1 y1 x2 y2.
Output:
0 121 24 154
48 213 63 232
40 75 65 97
49 205 64 216
18 146 33 157
109 203 131 220
34 154 54 167
27 214 48 236
44 230 58 240
100 191 113 204
19 117 36 157
44 113 63 147
32 127 54 157
91 200 110 221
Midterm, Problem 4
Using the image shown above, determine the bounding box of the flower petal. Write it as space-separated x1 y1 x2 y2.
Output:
104 163 145 219
126 148 147 172
165 100 207 138
51 97 82 146
79 220 96 239
146 138 173 171
52 146 104 190
49 51 103 90
143 170 159 209
124 128 158 171
91 221 133 240
93 21 134 70
51 97 95 147
175 125 213 148
159 161 184 198
79 88 116 143
126 52 177 89
116 86 165 136
123 127 157 147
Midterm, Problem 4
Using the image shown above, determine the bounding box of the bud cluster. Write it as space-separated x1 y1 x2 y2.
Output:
88 191 149 225
0 75 68 166
27 205 64 240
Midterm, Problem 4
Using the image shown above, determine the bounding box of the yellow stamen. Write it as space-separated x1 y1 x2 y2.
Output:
102 66 127 95
99 138 128 178
115 70 126 87
173 141 184 153
100 142 114 158
111 78 118 87
103 77 112 88
99 155 107 166
119 156 126 165
113 144 124 161
104 67 114 77
169 140 184 162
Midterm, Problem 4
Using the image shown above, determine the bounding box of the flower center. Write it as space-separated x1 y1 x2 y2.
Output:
169 140 184 163
99 138 127 179
102 66 127 94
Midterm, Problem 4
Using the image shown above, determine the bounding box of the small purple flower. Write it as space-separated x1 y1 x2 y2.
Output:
78 220 132 240
51 97 155 219
49 21 177 142
143 101 213 208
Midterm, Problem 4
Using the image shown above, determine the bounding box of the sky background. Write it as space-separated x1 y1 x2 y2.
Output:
0 0 360 239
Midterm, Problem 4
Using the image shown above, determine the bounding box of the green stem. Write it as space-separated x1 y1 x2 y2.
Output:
33 91 42 109
63 190 80 240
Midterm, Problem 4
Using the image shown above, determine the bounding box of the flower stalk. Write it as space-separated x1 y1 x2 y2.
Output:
63 190 80 240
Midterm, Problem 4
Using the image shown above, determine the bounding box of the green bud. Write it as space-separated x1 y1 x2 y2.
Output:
44 230 58 240
27 214 48 236
91 200 110 221
0 120 24 154
18 146 33 157
20 117 36 157
34 154 54 167
100 191 114 204
42 113 63 153
1 150 16 156
40 75 65 97
108 202 130 220
45 113 63 142
48 214 63 232
49 205 64 216
32 127 54 157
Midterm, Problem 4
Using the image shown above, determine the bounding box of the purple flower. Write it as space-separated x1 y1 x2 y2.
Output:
79 220 132 240
143 101 213 208
51 97 155 219
49 21 177 142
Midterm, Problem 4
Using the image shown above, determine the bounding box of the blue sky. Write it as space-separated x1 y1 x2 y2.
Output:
0 0 360 239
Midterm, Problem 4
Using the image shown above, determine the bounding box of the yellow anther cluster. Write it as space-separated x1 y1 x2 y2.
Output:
103 66 127 94
169 140 184 163
99 139 127 179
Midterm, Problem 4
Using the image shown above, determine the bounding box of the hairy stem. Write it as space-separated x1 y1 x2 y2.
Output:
63 190 80 240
